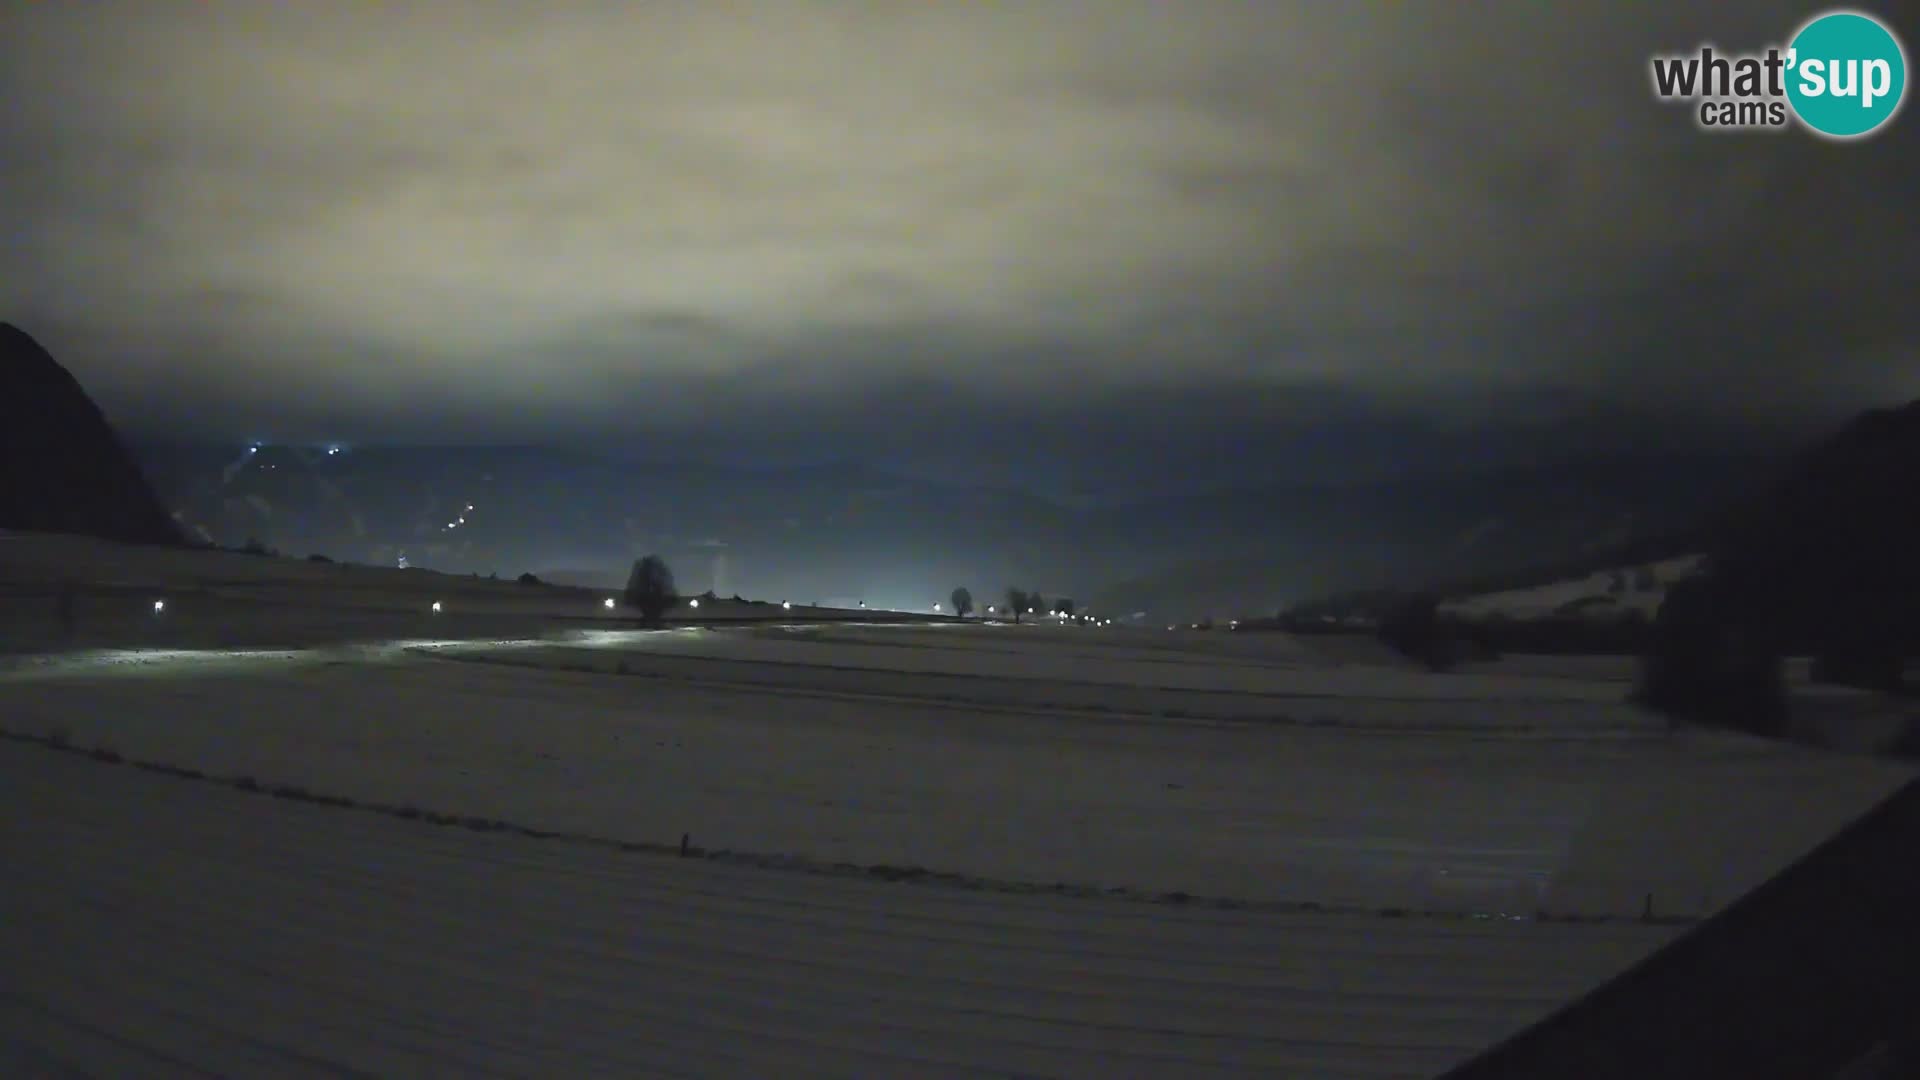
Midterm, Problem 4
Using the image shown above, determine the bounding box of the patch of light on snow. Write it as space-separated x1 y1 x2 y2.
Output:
0 647 317 681
561 628 704 649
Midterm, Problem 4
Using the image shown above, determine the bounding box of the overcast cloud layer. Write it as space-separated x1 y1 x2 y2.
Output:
3 1 1916 485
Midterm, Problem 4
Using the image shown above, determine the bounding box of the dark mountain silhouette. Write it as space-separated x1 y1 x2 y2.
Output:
0 323 182 546
1637 397 1920 733
1709 397 1920 678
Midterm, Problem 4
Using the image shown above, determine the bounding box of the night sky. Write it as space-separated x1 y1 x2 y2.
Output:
3 1 1916 495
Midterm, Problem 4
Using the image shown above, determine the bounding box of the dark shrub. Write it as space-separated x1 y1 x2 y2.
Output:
623 555 677 625
1634 574 1787 736
517 572 541 585
1378 593 1456 671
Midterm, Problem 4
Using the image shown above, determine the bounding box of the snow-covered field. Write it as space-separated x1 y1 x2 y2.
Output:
0 531 911 653
1440 554 1706 622
3 741 1676 1079
3 533 1913 1076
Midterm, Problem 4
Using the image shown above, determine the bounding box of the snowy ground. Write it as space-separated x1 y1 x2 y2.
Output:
3 534 1914 1076
2 741 1676 1079
1440 553 1705 622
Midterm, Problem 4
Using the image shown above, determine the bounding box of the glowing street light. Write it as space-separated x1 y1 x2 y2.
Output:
933 602 943 612
688 598 700 609
430 601 443 613
603 598 616 609
152 600 166 615
782 601 792 610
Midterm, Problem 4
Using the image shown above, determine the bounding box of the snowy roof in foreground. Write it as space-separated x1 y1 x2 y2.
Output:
3 741 1678 1079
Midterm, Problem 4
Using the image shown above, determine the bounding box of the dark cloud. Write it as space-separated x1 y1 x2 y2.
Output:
2 0 1916 486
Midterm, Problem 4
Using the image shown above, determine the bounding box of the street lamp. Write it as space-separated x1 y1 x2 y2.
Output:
431 601 443 613
604 598 616 609
152 600 166 615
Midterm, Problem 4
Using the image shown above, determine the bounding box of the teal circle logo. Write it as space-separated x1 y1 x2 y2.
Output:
1786 10 1907 138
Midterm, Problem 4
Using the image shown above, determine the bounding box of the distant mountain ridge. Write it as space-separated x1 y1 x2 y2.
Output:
1085 451 1780 619
131 434 1783 620
0 323 182 546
